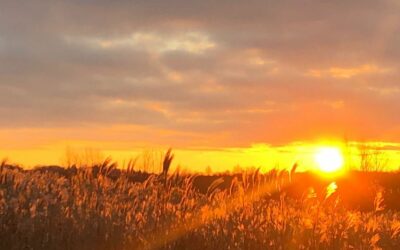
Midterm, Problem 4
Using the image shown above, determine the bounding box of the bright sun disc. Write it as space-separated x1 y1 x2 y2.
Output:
314 147 344 173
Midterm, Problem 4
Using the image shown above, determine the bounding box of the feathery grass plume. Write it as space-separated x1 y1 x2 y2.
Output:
325 182 338 199
126 157 138 176
252 168 260 190
374 187 385 213
162 148 174 176
0 158 7 173
229 176 239 196
290 162 298 183
206 177 224 198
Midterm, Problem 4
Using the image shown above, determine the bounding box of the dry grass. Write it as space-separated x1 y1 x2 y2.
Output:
1 157 400 249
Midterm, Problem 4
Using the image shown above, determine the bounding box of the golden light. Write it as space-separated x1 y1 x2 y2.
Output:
314 147 344 173
325 181 338 198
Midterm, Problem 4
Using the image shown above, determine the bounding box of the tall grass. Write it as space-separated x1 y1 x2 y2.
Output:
0 154 400 249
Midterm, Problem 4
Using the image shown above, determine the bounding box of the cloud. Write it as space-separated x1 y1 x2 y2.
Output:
64 31 216 54
307 64 392 78
0 0 400 147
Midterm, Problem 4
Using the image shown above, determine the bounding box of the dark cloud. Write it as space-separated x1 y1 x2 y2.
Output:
0 0 399 146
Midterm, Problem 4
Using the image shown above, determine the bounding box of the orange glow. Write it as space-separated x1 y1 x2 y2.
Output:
2 129 400 172
307 64 390 78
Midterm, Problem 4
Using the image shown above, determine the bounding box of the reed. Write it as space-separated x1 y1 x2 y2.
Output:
0 152 399 249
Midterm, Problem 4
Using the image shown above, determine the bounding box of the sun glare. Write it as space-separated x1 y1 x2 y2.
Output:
314 147 344 174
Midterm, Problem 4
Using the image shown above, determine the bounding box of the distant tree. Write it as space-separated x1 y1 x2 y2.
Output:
61 146 104 168
139 149 163 173
359 143 388 172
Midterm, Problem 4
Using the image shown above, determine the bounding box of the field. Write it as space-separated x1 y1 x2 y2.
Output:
1 155 400 250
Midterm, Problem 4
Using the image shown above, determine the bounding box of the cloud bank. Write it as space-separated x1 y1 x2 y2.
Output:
1 0 400 147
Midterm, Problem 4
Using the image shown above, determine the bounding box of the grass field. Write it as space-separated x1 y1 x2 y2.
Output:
1 155 400 250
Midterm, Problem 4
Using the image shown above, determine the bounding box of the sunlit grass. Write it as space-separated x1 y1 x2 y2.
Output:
1 152 400 249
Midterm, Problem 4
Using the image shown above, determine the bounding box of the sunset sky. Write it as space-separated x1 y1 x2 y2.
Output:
1 0 400 171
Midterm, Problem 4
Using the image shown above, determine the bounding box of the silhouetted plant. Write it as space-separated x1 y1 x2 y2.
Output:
162 148 174 176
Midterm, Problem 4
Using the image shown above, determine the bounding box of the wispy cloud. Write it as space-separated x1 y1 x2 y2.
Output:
64 31 216 54
307 64 392 78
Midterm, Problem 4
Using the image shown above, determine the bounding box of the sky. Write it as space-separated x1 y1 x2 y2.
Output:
1 0 400 171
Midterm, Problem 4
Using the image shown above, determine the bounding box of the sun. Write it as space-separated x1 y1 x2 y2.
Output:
314 147 344 173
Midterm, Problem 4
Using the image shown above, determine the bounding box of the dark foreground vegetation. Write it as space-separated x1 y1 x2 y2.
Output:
1 157 400 250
